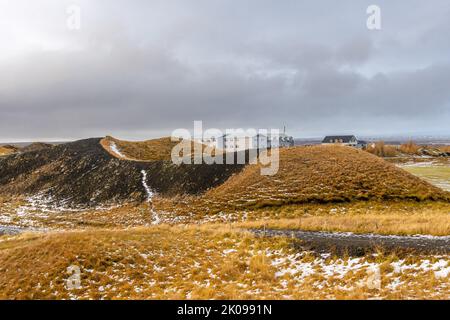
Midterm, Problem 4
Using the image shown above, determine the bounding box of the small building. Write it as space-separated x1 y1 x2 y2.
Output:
201 130 294 152
216 134 252 151
278 133 295 148
356 140 368 149
253 133 294 149
322 135 367 149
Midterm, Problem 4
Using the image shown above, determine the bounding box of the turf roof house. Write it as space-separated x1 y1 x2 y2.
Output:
322 135 367 149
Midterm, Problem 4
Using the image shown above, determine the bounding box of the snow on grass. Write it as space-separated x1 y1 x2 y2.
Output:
435 267 450 279
109 142 126 158
271 252 379 280
268 248 449 296
141 170 160 225
2 227 448 299
222 249 237 255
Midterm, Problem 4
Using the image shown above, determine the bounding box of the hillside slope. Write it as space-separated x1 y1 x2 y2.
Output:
0 138 243 208
204 146 450 210
20 142 54 153
0 138 145 207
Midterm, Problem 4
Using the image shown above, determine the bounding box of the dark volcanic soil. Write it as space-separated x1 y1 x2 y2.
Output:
0 138 244 208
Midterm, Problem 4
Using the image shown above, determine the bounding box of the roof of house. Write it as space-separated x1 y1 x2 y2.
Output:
322 135 357 143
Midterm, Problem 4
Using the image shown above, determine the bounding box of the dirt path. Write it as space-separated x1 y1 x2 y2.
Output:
251 229 450 254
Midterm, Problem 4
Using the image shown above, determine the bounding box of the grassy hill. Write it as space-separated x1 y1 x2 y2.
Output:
202 146 450 211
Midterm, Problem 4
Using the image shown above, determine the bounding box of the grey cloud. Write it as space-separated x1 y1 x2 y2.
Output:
0 0 450 141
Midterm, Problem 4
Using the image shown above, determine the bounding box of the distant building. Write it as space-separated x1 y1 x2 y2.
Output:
356 140 368 149
278 132 295 148
201 130 294 152
322 135 367 149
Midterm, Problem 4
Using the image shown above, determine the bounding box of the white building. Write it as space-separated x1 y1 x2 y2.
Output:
200 131 294 152
322 135 367 149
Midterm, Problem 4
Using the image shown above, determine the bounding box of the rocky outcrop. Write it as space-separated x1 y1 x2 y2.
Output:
418 147 450 157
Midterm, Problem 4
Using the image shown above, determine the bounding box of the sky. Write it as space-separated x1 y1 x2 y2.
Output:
1 0 450 141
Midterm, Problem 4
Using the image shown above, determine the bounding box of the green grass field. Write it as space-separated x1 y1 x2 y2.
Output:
403 165 450 191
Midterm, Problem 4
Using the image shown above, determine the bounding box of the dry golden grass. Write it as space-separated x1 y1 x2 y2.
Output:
399 141 421 155
438 145 450 153
365 141 399 157
3 193 450 237
236 211 450 236
0 145 17 156
367 141 450 157
152 198 450 236
0 225 448 300
100 136 219 161
200 146 449 213
245 201 450 236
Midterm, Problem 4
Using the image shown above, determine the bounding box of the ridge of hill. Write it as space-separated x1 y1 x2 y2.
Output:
100 136 220 161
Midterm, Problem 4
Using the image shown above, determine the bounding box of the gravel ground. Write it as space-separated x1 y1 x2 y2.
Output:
252 229 450 254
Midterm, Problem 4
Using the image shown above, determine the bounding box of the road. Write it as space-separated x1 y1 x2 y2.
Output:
0 225 24 236
251 229 450 254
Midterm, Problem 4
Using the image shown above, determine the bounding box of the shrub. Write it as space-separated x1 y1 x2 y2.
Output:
400 141 421 155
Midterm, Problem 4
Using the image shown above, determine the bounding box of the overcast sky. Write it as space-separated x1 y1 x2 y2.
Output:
1 0 450 141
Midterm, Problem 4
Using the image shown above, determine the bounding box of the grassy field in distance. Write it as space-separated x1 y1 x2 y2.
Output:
402 165 450 192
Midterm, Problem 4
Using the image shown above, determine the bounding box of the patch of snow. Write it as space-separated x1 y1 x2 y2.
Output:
141 170 160 225
109 142 126 158
386 277 403 290
269 249 449 295
222 249 237 255
434 267 450 279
